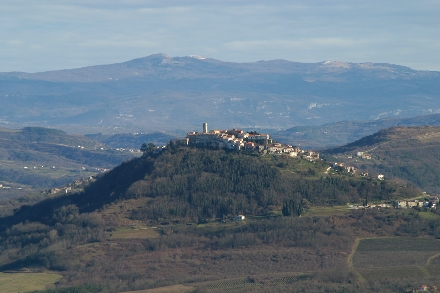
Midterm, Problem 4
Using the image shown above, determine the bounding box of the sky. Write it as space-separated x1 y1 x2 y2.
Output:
1 0 439 73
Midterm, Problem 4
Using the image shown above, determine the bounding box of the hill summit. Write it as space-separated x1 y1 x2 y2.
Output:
0 136 431 292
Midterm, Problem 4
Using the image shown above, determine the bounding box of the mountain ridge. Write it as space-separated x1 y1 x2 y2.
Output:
1 53 439 134
3 54 435 83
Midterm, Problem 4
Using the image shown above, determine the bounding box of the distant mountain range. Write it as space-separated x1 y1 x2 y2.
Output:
1 54 439 134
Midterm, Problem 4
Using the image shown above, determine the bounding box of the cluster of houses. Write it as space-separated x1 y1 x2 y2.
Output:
347 195 439 210
348 203 392 210
330 162 384 180
173 123 320 160
394 195 439 210
413 284 437 292
47 176 96 195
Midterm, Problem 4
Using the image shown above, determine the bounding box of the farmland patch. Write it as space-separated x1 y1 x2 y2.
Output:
0 272 63 293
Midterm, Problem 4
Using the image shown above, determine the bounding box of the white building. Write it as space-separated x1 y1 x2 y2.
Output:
233 215 245 221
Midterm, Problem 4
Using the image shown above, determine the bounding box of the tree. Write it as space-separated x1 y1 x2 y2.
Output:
148 142 155 151
140 143 148 154
140 142 156 155
282 196 305 217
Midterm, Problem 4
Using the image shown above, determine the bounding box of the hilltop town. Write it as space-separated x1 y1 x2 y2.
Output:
172 123 320 160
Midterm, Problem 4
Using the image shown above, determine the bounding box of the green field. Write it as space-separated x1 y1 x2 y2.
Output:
306 205 351 216
0 272 63 293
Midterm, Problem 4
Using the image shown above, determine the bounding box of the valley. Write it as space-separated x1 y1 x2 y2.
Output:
1 54 440 291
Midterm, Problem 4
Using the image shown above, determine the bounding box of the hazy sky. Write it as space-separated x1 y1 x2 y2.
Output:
1 0 439 72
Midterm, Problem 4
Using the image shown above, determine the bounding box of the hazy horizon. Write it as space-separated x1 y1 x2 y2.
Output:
1 1 439 73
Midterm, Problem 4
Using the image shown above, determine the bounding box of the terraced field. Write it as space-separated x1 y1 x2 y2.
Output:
352 237 440 281
194 273 308 292
122 284 195 293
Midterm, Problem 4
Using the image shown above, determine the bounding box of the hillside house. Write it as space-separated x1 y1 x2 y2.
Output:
332 163 345 172
346 166 357 173
357 152 372 159
394 200 407 209
233 215 245 221
407 201 420 208
429 196 439 204
244 142 256 150
331 163 356 173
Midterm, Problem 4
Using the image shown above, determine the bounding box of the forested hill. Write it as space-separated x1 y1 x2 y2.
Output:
2 146 418 229
323 126 440 192
0 145 424 291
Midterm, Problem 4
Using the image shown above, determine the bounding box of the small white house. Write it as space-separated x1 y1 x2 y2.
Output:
377 174 384 180
233 215 245 221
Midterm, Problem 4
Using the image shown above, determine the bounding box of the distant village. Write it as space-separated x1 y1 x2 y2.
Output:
170 123 320 160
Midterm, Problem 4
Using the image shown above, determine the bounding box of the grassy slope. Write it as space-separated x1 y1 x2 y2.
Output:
0 272 62 293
